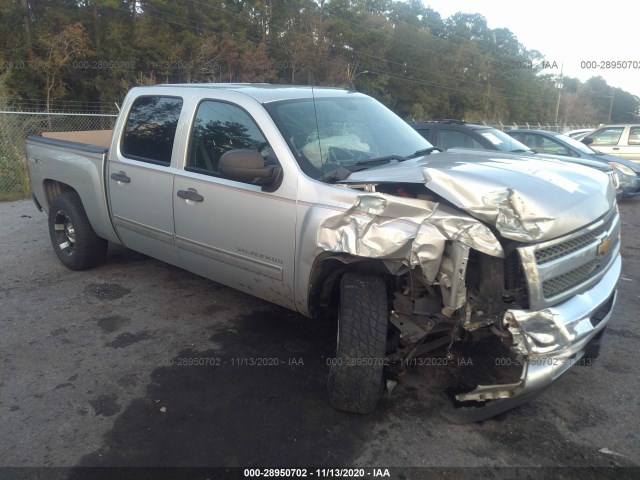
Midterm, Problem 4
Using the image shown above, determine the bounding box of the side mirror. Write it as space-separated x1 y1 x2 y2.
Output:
219 149 283 192
581 137 593 145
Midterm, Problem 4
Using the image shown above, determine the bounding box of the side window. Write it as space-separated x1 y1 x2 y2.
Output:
538 136 570 156
509 132 524 142
437 129 483 150
187 100 268 177
121 96 183 165
590 127 623 145
628 127 640 145
510 132 536 150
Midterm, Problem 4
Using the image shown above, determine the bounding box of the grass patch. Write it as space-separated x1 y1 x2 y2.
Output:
0 152 31 202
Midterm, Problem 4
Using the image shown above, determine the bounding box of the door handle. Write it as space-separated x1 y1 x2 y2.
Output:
612 147 620 150
110 172 131 183
177 188 204 203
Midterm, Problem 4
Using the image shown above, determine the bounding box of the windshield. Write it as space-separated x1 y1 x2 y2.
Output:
559 133 599 155
265 96 433 179
479 128 532 152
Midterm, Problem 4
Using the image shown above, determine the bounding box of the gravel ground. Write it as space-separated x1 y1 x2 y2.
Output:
1 197 639 477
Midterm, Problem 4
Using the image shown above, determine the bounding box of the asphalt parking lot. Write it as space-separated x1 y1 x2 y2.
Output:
1 197 639 477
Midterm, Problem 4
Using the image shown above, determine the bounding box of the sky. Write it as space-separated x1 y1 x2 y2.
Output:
424 0 640 98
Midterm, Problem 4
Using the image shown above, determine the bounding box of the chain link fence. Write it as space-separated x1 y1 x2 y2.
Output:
488 122 597 133
0 111 117 201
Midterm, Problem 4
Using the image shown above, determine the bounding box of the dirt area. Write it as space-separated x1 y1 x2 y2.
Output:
1 197 639 478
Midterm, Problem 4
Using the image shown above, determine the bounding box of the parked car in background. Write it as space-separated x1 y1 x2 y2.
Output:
507 129 640 200
409 120 530 153
408 120 621 198
582 124 640 162
565 128 594 141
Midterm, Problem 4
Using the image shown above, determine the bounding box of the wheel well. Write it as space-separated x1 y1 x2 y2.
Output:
42 180 75 209
307 253 396 317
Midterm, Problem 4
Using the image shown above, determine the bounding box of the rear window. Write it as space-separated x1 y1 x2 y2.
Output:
121 96 183 165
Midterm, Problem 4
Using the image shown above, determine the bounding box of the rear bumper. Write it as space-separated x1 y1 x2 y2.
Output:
443 253 620 424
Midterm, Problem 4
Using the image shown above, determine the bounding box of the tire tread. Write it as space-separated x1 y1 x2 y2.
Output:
328 273 388 414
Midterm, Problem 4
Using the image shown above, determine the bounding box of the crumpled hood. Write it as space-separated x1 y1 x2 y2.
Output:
343 149 616 242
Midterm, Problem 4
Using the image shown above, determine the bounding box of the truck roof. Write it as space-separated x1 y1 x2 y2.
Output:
154 83 358 103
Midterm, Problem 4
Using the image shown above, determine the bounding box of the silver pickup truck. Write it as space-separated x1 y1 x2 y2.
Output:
27 84 621 422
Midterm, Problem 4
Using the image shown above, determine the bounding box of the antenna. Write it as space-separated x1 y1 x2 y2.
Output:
310 84 325 173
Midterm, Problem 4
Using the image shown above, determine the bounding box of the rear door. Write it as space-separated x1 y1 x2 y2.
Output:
172 98 297 309
107 95 185 267
620 126 640 161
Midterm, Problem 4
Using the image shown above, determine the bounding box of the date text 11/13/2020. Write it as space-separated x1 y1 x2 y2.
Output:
159 357 305 367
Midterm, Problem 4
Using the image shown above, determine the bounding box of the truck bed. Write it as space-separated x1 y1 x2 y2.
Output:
26 134 120 244
41 130 112 149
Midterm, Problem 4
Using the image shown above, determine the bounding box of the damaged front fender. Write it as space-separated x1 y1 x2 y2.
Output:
317 193 503 282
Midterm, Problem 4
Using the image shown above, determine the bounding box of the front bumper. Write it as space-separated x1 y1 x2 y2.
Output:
621 176 640 199
443 253 621 424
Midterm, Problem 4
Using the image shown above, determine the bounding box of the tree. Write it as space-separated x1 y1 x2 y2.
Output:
36 22 93 111
0 0 636 125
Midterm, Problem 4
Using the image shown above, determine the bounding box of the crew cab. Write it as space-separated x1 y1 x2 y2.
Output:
27 84 621 422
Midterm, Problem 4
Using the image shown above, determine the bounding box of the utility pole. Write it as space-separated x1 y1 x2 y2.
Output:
554 63 564 124
608 89 615 123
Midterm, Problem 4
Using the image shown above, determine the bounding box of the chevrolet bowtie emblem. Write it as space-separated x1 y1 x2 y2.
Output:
597 236 612 256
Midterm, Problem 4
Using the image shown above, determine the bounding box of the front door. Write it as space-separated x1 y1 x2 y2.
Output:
588 126 625 158
173 99 297 309
621 126 640 161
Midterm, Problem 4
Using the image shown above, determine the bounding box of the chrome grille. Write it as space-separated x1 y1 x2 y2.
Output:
535 232 594 264
542 259 600 298
535 212 615 265
518 207 620 310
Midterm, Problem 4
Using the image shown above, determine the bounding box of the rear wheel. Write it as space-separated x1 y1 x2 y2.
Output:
327 273 389 414
48 191 107 270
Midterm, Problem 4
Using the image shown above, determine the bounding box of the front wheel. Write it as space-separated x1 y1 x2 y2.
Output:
48 191 107 270
327 273 389 414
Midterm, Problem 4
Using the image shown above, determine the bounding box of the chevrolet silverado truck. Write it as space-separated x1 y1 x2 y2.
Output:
27 84 621 422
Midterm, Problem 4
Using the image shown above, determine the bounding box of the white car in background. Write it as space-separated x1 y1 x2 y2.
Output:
564 128 594 141
582 124 640 162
